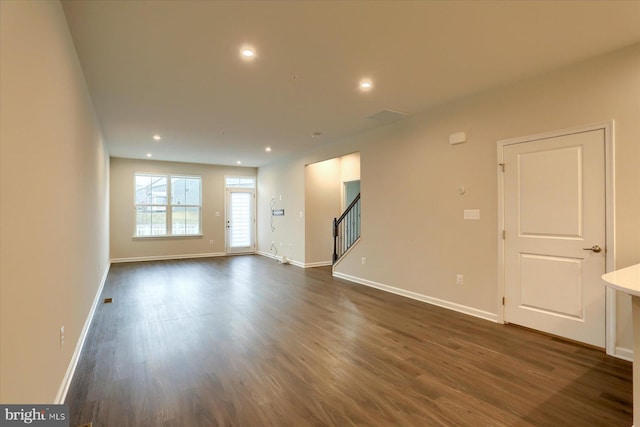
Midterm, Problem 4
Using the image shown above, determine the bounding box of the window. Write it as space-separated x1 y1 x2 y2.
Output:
135 173 201 236
225 176 255 188
229 191 252 248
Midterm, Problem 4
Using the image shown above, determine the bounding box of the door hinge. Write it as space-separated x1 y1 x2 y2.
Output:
499 163 505 172
502 297 505 306
502 230 506 240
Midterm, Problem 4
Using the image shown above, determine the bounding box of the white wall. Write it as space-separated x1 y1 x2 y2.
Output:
257 44 640 352
340 152 361 184
110 157 256 261
305 158 342 265
258 158 307 263
0 1 110 403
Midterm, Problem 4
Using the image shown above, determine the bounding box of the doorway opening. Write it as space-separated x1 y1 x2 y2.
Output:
304 152 360 266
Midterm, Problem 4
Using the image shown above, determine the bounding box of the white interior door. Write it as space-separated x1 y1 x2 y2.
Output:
226 189 255 254
503 129 606 347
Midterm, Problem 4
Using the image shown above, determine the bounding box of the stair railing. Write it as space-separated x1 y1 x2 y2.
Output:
333 193 361 264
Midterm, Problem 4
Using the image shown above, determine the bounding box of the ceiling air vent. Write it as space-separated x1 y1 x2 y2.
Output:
366 109 409 123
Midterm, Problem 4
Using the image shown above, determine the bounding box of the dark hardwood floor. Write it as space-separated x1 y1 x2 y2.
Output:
66 255 632 426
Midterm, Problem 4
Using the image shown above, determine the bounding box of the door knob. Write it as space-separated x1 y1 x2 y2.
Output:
583 245 602 253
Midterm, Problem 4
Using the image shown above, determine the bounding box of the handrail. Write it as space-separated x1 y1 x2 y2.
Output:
333 193 361 263
336 193 360 224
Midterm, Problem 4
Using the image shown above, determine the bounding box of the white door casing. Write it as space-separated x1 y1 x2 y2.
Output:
226 189 256 254
499 126 612 348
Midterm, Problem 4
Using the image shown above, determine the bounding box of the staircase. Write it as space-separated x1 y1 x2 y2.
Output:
333 193 361 264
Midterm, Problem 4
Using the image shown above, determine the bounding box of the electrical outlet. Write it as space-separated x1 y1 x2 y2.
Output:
362 257 366 265
209 240 214 246
60 325 64 348
456 274 464 285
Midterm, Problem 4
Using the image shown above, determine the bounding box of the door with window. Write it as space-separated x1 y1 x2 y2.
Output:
226 188 255 254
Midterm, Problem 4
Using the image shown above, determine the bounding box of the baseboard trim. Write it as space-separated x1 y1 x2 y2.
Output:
614 346 633 362
333 271 499 323
55 262 111 404
111 252 226 263
256 251 303 268
289 259 305 268
256 250 278 260
304 261 333 268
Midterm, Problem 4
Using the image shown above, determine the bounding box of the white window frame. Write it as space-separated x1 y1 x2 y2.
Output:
134 172 203 238
225 176 256 189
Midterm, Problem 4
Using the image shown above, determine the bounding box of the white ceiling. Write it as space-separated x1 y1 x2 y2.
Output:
61 0 640 167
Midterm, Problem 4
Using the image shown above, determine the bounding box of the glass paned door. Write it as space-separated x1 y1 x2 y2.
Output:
226 189 255 254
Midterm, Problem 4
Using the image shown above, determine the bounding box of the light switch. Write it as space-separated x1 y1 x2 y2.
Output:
464 209 480 220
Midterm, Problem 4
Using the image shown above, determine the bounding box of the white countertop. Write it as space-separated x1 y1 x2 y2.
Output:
602 263 640 297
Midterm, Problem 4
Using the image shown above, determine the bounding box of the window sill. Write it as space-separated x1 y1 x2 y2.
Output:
132 234 204 240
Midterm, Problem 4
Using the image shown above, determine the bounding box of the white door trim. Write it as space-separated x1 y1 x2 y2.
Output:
497 121 616 355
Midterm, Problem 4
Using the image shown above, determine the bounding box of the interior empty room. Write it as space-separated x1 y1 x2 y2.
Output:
1 1 639 426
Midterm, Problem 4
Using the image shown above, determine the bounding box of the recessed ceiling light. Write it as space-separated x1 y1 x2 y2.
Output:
359 79 373 90
240 46 256 59
146 153 152 158
153 134 161 141
236 160 242 165
265 146 272 152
